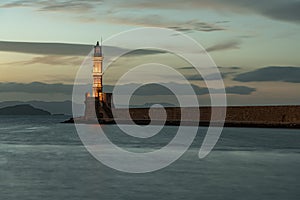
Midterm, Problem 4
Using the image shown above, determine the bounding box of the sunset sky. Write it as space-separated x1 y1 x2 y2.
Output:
0 0 299 105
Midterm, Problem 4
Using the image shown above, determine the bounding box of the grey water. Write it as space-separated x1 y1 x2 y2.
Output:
0 116 299 200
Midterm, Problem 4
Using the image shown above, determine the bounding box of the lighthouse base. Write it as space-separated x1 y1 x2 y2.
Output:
84 93 113 122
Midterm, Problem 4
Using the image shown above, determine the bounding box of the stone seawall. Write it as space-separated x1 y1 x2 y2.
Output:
66 105 300 128
222 106 300 124
111 106 300 126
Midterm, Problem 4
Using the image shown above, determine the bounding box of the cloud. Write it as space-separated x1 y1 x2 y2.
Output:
0 41 92 56
219 66 241 70
104 83 255 95
0 0 103 13
260 1 300 23
106 15 226 32
0 82 255 96
206 40 241 52
0 1 227 32
186 73 226 81
168 20 226 32
123 49 167 56
233 66 300 83
3 55 83 66
2 0 299 24
116 0 300 24
178 66 241 80
0 1 30 8
2 50 167 67
191 85 256 96
225 86 256 95
39 2 94 12
0 41 166 57
0 82 75 94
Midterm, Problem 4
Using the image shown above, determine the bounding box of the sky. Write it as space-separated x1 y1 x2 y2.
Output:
0 0 299 105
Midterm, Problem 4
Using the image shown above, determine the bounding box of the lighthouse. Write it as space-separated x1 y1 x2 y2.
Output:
92 41 103 101
84 41 113 121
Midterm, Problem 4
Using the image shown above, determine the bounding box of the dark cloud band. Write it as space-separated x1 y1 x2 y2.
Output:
0 41 92 56
233 66 300 83
0 41 166 57
1 0 299 24
0 82 255 96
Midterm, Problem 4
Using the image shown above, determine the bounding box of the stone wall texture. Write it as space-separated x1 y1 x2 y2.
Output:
111 106 300 124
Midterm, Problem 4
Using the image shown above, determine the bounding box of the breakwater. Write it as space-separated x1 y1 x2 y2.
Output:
66 105 300 128
112 106 300 128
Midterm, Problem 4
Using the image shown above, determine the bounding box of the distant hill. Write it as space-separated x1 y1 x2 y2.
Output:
0 101 84 115
0 101 176 115
0 104 51 115
0 101 178 115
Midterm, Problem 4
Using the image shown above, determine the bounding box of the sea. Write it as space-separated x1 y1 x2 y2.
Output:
0 115 299 200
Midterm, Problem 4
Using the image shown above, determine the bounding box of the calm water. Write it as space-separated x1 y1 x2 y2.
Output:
0 116 299 200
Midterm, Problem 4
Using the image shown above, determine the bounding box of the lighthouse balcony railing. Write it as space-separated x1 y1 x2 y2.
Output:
92 72 102 75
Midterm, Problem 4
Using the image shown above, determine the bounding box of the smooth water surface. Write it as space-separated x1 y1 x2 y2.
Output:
0 116 299 200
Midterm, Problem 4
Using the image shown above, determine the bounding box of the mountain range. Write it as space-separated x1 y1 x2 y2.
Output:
0 101 83 115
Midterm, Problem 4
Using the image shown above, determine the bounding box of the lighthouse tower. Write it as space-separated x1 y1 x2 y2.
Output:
92 41 103 101
84 41 113 121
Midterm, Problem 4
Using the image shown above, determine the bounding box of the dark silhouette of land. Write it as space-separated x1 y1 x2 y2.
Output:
0 101 79 115
0 104 51 115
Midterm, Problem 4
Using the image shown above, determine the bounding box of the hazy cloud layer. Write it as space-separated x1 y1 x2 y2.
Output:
3 55 83 66
104 83 255 95
206 40 241 53
0 41 167 57
0 82 75 94
117 0 300 24
225 86 256 95
1 0 299 24
0 0 103 13
186 73 227 81
0 82 255 96
106 15 226 32
233 66 300 83
0 1 227 32
0 41 93 56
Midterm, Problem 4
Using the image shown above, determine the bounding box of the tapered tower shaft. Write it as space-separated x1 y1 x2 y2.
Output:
92 41 103 101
